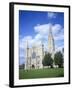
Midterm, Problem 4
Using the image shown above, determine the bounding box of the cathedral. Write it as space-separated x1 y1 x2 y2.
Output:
25 24 55 70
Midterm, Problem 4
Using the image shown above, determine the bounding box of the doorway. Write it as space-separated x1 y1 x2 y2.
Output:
32 64 35 68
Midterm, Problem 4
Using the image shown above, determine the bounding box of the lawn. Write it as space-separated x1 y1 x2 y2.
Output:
19 68 64 79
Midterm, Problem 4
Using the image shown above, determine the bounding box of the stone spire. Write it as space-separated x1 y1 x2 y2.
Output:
26 40 29 49
48 24 55 55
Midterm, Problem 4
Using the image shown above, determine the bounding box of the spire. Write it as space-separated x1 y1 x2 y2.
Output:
26 40 29 49
48 24 55 54
49 24 52 35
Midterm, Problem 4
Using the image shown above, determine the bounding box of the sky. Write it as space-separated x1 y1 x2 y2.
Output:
19 10 64 65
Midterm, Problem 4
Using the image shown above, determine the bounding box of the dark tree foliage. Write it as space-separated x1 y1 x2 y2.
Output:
42 53 53 68
54 51 63 68
19 64 25 69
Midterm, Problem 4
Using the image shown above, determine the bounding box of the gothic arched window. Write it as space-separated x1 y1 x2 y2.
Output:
32 52 36 59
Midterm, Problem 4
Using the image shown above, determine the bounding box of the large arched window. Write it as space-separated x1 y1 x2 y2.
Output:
32 52 36 59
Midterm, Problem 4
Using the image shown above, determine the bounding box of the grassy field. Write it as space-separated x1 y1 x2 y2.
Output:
19 68 64 79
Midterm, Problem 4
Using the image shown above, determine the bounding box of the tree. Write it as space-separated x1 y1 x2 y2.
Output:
42 53 53 68
54 51 63 68
19 64 25 69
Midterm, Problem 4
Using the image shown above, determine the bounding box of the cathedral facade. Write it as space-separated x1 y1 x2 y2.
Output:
25 43 44 70
25 24 55 70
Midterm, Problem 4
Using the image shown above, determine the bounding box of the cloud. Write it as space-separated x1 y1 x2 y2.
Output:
20 23 64 50
55 45 64 53
34 23 63 35
34 23 64 50
48 12 57 18
34 24 49 35
19 36 33 49
20 23 64 49
54 35 64 41
52 24 62 35
34 23 62 36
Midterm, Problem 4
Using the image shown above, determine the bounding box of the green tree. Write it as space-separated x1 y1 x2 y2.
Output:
19 64 25 69
42 53 53 68
54 51 63 68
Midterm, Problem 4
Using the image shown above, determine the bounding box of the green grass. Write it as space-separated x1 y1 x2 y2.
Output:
19 68 64 79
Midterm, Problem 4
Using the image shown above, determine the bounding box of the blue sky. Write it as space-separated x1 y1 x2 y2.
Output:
19 10 64 65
